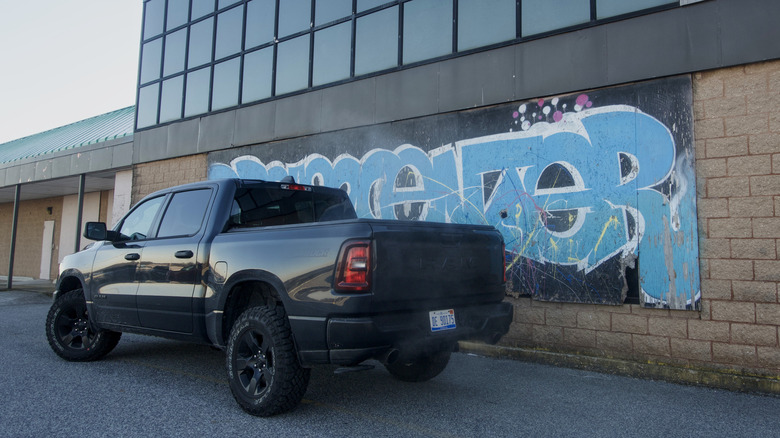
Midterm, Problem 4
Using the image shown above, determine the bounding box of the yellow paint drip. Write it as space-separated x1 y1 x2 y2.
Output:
594 215 620 254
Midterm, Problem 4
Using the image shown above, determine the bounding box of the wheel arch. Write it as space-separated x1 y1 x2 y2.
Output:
54 269 87 300
213 270 291 346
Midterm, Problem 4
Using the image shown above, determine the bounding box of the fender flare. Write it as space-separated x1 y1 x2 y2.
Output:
54 269 88 301
205 269 291 346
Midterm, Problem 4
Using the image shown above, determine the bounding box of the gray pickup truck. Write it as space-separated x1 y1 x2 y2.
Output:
45 178 512 416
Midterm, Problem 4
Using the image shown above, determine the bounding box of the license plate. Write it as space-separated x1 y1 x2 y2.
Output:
429 309 456 332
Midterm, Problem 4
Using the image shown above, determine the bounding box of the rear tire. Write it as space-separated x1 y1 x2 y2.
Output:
45 289 121 361
384 349 451 382
226 306 310 416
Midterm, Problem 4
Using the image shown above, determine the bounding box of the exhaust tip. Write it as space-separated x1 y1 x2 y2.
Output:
383 349 400 365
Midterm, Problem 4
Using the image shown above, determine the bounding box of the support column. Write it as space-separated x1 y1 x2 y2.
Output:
7 184 20 289
74 174 85 253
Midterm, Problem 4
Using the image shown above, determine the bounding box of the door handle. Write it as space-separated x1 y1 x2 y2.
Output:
124 253 140 261
175 250 194 259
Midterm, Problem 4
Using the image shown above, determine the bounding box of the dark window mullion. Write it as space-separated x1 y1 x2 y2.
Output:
271 0 280 96
156 0 170 125
397 1 403 66
238 1 248 104
208 1 219 111
590 0 597 21
516 0 522 38
350 0 356 77
452 0 458 53
135 1 151 129
181 16 191 119
309 0 315 88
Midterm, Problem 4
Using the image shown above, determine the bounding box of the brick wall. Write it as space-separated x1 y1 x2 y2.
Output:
501 60 780 378
0 196 63 280
132 154 208 203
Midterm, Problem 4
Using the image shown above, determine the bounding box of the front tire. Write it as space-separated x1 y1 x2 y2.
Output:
45 289 121 361
384 349 452 382
226 306 310 416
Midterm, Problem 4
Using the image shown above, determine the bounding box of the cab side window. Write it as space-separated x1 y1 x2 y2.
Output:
157 189 212 238
117 196 165 241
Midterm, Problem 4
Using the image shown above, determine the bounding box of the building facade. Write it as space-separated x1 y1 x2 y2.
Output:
1 0 778 390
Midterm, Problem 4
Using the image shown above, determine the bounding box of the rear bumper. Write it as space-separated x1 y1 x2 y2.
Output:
298 301 513 366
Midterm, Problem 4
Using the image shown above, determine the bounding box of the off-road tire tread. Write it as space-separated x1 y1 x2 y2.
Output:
226 306 310 416
45 289 121 362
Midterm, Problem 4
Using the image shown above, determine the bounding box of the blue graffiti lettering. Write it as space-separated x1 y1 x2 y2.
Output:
208 105 699 308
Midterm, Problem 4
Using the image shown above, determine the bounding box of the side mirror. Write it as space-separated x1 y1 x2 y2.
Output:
84 222 108 241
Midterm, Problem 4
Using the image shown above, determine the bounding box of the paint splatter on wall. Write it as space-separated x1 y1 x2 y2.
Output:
208 77 699 310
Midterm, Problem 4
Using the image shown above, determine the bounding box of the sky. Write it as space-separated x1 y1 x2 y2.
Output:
0 1 142 144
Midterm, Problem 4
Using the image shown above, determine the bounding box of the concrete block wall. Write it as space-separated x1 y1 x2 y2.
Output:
501 60 780 378
0 196 63 280
132 154 208 203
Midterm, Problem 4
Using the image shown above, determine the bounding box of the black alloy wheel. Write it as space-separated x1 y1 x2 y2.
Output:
234 327 275 398
45 289 121 361
226 306 310 416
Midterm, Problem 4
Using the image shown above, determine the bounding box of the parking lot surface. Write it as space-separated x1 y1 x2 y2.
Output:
2 290 779 437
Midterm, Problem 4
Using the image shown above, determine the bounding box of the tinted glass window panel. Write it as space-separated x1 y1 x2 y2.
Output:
212 58 240 110
163 28 187 76
403 0 452 64
458 0 515 51
118 196 165 241
357 0 388 12
158 189 212 238
167 0 190 30
246 0 276 48
185 67 211 117
140 38 163 84
137 84 160 128
278 0 311 38
242 48 273 102
215 6 244 60
313 22 351 86
159 76 184 123
355 6 398 76
230 187 356 228
597 0 673 19
144 0 165 39
276 35 310 95
522 0 590 36
219 0 242 9
188 18 214 68
316 0 351 25
191 0 215 20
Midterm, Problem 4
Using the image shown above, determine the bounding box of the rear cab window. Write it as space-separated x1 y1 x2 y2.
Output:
228 184 356 229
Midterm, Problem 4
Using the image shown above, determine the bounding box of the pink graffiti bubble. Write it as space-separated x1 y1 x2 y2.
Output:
512 111 519 119
553 111 563 122
586 101 593 108
576 94 589 107
538 99 544 107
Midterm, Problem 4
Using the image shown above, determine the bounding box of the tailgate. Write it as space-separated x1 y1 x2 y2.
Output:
366 220 505 306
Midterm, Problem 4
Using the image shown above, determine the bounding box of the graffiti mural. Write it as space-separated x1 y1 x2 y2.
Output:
208 77 700 310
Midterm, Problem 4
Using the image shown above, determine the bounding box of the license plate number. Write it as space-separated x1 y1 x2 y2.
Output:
429 309 456 332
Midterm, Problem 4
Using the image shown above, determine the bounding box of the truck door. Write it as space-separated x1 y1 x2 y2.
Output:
135 188 213 333
90 195 166 327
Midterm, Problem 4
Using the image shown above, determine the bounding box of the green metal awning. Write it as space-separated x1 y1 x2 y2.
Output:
0 106 135 164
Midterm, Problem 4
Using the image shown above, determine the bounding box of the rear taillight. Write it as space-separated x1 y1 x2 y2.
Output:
335 240 371 292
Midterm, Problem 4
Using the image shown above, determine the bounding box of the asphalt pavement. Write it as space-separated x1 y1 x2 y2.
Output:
2 289 780 437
